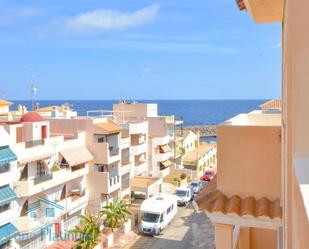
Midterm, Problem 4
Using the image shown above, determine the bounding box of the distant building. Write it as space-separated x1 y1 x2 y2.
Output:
0 99 13 115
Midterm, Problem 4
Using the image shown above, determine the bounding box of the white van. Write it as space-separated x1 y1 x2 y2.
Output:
175 186 193 206
140 194 177 236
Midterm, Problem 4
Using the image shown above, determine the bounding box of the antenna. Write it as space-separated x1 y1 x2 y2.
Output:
31 74 37 111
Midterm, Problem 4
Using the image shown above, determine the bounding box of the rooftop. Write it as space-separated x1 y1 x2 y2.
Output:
222 113 281 127
183 143 216 163
260 99 282 110
0 99 13 107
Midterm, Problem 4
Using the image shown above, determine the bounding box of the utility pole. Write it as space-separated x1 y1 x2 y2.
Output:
31 78 37 111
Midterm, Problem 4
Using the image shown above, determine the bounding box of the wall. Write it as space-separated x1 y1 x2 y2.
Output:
250 228 277 249
283 0 309 247
217 124 281 200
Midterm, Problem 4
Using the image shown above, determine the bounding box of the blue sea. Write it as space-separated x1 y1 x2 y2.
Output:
10 100 267 126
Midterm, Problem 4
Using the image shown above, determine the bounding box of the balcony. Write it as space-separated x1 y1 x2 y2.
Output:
88 171 121 194
13 191 89 240
120 186 131 199
154 152 170 162
129 122 147 135
92 143 120 165
0 208 15 227
120 137 130 148
25 139 44 148
0 167 15 186
120 161 131 175
130 143 146 156
134 162 147 176
152 135 169 147
33 173 53 185
159 166 170 178
14 166 89 198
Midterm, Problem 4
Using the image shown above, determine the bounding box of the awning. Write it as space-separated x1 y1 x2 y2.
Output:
60 146 93 167
0 147 17 165
0 185 16 206
131 176 162 192
160 144 170 153
37 197 65 211
0 223 18 246
95 122 122 134
161 160 172 167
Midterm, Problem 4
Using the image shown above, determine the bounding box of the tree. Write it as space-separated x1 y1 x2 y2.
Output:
99 199 131 231
69 212 101 249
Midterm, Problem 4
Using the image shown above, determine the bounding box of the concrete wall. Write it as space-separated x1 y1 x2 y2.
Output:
283 0 309 247
217 124 281 200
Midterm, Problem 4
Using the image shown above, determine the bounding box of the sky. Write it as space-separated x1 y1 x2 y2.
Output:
0 0 281 100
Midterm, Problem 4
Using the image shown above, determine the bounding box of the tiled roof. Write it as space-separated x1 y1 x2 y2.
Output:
195 177 282 220
183 144 215 163
95 121 122 134
0 99 13 106
259 99 282 110
236 0 246 11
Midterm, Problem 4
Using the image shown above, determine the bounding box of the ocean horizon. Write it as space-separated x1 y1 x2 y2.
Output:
10 99 268 126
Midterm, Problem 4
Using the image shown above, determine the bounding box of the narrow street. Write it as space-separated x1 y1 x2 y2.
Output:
125 203 215 249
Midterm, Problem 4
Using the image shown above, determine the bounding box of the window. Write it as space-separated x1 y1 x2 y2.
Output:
0 203 10 213
160 214 164 223
167 206 172 215
30 211 37 219
46 208 55 217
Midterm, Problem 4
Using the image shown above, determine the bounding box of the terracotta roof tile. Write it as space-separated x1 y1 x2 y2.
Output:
259 99 282 110
95 121 122 134
195 178 282 220
236 0 246 11
0 99 13 106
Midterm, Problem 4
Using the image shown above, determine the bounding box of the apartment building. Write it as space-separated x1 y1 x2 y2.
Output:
0 112 93 249
195 112 281 249
0 126 18 249
48 115 133 214
237 1 309 248
113 102 183 169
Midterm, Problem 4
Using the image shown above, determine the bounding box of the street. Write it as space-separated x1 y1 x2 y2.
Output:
126 202 215 249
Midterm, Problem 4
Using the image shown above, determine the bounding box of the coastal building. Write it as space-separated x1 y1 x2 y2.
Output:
0 112 92 249
182 143 217 177
35 105 77 118
195 112 281 249
180 130 198 154
113 102 183 170
0 99 13 115
47 116 132 214
113 103 167 198
259 100 282 113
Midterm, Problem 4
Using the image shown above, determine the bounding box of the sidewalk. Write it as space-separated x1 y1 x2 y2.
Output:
107 230 139 249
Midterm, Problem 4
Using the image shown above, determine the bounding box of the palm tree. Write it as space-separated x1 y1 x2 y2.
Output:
99 199 131 231
69 212 101 249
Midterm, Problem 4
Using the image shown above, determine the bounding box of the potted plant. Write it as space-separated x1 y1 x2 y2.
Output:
69 212 101 249
51 162 61 172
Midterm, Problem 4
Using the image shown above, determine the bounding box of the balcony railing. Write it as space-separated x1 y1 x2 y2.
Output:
109 176 120 187
109 147 119 156
25 139 44 148
34 173 53 185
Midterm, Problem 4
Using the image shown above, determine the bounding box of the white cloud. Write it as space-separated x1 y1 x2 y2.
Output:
64 4 160 33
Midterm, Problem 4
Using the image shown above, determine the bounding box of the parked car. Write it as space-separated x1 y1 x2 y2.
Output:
190 180 203 194
200 170 215 181
175 186 193 206
140 194 177 236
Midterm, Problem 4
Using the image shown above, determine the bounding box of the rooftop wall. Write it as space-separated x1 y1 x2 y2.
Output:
217 124 281 200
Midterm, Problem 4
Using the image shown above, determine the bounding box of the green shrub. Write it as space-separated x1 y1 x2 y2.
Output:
180 173 186 180
51 163 61 172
